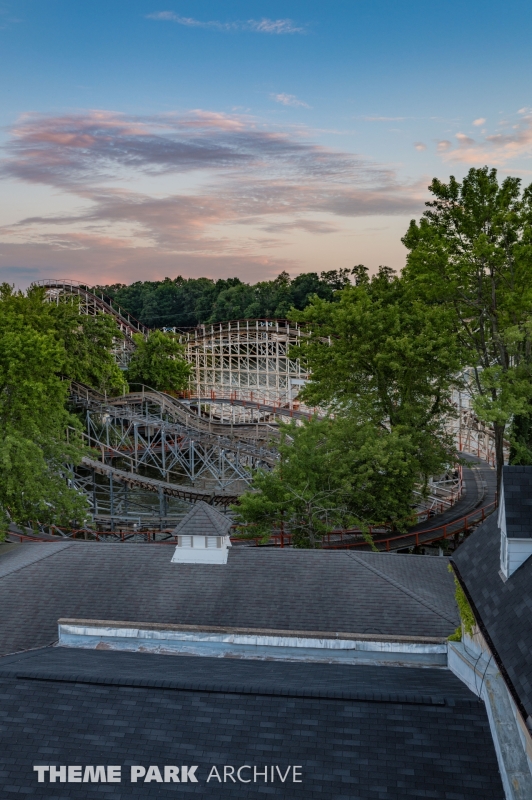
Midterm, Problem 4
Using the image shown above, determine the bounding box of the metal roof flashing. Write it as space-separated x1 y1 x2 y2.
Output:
56 618 448 667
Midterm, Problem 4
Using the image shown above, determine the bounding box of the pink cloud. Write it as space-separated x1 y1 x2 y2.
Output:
439 115 532 165
271 93 311 109
0 109 427 285
0 240 299 289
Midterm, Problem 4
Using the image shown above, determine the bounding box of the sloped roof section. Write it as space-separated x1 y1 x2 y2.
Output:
171 500 232 537
0 545 459 656
452 513 532 721
0 648 504 799
0 542 72 579
346 551 458 625
502 465 532 538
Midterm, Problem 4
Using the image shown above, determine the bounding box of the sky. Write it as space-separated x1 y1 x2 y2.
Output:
1 1 532 288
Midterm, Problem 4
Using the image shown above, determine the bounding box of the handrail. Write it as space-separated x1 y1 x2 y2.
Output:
183 318 306 342
24 473 481 545
81 455 239 505
183 390 319 421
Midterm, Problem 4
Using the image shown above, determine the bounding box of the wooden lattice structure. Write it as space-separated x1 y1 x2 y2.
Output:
36 279 148 368
183 319 309 407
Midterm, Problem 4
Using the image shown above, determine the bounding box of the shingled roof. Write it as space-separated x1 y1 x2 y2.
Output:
171 501 232 537
452 512 532 722
0 647 504 799
0 544 459 656
501 465 532 538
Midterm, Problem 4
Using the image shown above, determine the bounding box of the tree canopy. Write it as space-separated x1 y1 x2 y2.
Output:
234 266 461 544
95 269 354 329
233 415 426 547
402 166 532 489
0 284 130 534
0 286 89 533
291 265 460 480
126 330 191 393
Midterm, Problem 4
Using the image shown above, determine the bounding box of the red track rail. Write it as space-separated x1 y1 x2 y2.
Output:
317 502 496 551
9 500 495 549
233 500 496 551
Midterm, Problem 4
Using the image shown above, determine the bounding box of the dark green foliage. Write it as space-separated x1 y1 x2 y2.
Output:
95 269 353 328
126 330 191 393
509 407 532 465
0 285 91 533
55 306 127 394
402 166 532 489
291 266 460 482
233 416 424 547
235 268 460 546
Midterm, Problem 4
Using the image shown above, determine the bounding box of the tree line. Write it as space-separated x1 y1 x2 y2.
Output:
94 269 356 329
2 166 532 543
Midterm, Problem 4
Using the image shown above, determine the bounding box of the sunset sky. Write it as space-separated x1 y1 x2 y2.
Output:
1 0 532 288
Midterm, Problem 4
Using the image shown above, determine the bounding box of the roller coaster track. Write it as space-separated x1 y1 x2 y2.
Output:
36 279 149 368
15 454 494 546
69 383 462 524
237 454 497 552
32 278 502 542
184 394 320 423
36 279 149 337
80 457 239 506
67 382 279 517
38 280 507 463
70 383 280 444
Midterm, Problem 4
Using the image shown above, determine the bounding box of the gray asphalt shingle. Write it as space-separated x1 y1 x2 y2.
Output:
0 544 459 657
0 647 504 799
171 501 232 537
452 512 532 720
501 465 532 538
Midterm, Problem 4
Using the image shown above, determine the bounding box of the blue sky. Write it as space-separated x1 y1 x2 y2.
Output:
1 0 532 286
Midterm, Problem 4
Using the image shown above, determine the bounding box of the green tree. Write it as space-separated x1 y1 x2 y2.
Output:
290 266 460 483
233 415 424 547
208 282 256 322
55 305 127 394
141 277 218 327
96 269 357 329
0 285 89 534
289 272 335 308
126 330 191 393
402 167 532 490
509 412 532 464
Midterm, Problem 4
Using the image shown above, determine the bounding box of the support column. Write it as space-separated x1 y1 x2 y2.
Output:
110 473 115 531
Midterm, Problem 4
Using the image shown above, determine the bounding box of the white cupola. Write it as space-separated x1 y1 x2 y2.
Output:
499 466 532 579
170 501 232 565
